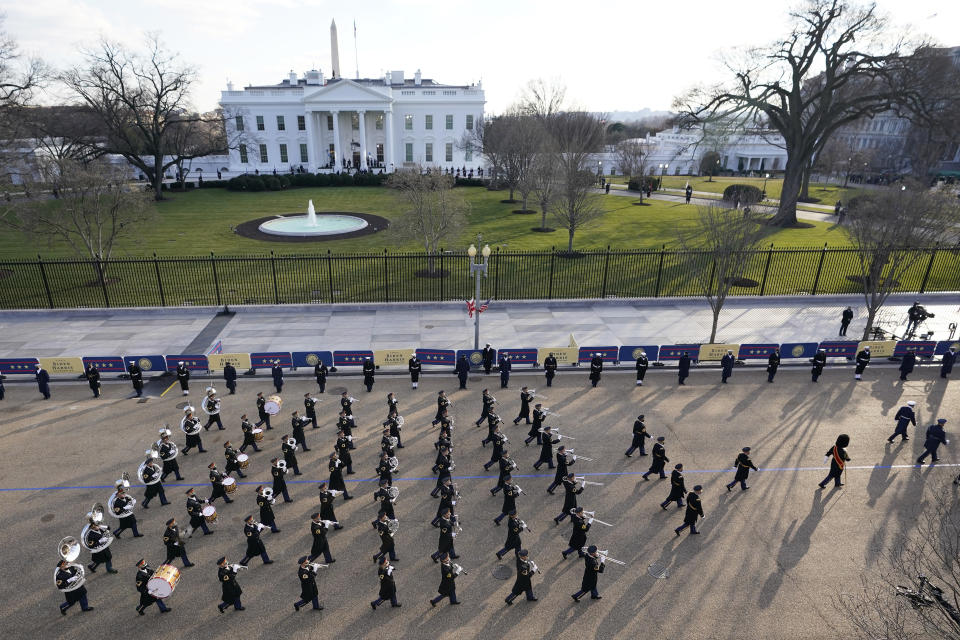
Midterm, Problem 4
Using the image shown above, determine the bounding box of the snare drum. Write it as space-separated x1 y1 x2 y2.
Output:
264 395 283 415
237 453 249 469
223 477 237 494
201 505 217 523
252 428 264 442
146 564 181 598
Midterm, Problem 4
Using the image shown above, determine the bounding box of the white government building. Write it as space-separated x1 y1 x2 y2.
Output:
219 20 485 175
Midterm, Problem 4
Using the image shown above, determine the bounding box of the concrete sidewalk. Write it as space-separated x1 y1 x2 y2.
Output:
0 293 956 362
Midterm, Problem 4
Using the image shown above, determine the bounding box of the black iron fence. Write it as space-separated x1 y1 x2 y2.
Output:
1 245 958 309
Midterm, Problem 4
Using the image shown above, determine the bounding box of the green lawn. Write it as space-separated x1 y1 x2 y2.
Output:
0 185 852 261
658 175 864 204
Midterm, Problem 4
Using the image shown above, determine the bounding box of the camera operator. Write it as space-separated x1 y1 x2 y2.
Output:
906 302 935 336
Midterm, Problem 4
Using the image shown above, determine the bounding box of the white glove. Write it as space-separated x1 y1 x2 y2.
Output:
822 456 829 464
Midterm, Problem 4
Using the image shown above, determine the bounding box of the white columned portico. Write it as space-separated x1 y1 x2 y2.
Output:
358 110 368 170
383 109 393 170
331 110 341 168
304 110 317 170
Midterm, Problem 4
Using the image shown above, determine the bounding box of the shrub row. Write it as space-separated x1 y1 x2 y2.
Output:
627 176 661 191
721 184 764 205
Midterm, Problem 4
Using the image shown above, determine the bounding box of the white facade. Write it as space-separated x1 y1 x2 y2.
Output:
219 69 485 175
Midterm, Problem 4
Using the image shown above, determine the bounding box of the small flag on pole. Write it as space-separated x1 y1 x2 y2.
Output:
466 299 476 318
478 299 490 313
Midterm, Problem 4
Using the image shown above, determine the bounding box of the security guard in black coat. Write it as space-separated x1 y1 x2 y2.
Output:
223 363 237 395
135 559 171 614
293 556 323 611
216 557 244 612
455 355 470 389
482 344 496 374
660 464 686 509
678 353 691 385
128 360 144 397
370 556 400 609
544 353 558 386
85 364 101 398
767 349 780 383
642 436 669 480
505 549 538 604
625 415 650 457
314 361 328 393
562 507 591 559
35 363 50 399
589 354 603 387
720 351 734 383
855 346 870 380
811 348 827 382
899 351 916 381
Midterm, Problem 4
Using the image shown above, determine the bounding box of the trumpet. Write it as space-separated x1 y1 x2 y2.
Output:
452 563 467 576
229 563 249 572
307 562 328 572
518 519 533 533
567 450 593 462
329 489 344 497
321 520 339 528
543 408 561 417
574 476 605 487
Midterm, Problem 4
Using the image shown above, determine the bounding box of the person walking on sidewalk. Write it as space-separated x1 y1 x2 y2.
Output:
839 307 853 336
887 401 916 443
917 419 948 465
726 447 758 491
818 434 850 489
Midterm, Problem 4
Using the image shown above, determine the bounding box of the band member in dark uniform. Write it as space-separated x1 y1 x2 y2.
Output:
482 344 496 374
674 485 704 536
239 414 261 453
336 430 353 474
282 436 301 475
660 464 686 509
223 441 246 478
256 485 280 533
408 355 422 389
36 363 50 399
318 484 342 528
484 425 507 470
678 352 691 385
430 508 459 563
429 553 462 606
85 363 101 398
554 473 583 524
589 354 603 387
239 515 273 565
726 447 758 491
141 459 169 508
208 463 234 504
223 362 237 395
493 474 519 523
159 433 182 481
84 519 116 574
163 518 194 567
56 559 93 615
290 410 311 452
544 353 558 387
314 360 328 393
476 389 495 427
272 458 292 503
363 357 376 392
431 391 450 426
855 346 870 381
767 348 780 383
455 355 470 389
888 401 916 443
499 353 511 388
811 348 827 382
818 434 850 489
271 361 284 393
495 511 525 559
372 511 398 562
513 386 533 425
328 453 352 499
635 350 648 386
293 556 323 611
431 447 454 498
203 391 223 430
562 507 591 559
110 486 142 538
526 404 546 446
570 546 604 601
255 391 272 430
185 487 213 537
547 445 574 494
340 391 354 416
505 549 538 604
534 426 560 470
625 414 650 457
373 480 396 520
304 393 318 428
370 556 400 609
308 513 335 563
337 410 356 448
176 361 190 395
135 558 171 614
216 557 244 613
128 360 144 397
641 436 668 480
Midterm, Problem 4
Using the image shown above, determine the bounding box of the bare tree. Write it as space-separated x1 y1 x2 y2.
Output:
835 480 960 640
60 34 234 201
615 138 649 202
0 14 47 140
480 113 544 204
524 145 560 232
386 169 467 275
516 78 567 119
676 205 768 343
549 167 604 254
674 0 922 226
844 182 960 340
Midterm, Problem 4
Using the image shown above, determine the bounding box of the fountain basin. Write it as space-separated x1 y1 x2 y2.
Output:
235 211 390 243
258 214 368 237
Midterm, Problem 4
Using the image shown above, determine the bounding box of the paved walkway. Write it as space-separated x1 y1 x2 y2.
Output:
0 293 956 363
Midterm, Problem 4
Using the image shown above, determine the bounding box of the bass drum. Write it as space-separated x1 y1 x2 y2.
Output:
146 564 181 598
264 395 282 415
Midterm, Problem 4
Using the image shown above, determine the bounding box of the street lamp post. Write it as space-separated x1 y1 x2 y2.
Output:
762 173 770 200
658 163 669 189
467 235 492 350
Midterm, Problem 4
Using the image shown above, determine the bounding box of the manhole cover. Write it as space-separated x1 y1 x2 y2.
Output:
138 398 149 404
41 513 55 523
492 564 512 580
648 562 669 579
330 386 348 395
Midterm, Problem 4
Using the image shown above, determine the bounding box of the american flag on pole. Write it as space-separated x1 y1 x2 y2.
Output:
478 299 490 313
466 298 476 317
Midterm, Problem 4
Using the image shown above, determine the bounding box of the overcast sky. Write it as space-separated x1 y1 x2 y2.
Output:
5 0 959 117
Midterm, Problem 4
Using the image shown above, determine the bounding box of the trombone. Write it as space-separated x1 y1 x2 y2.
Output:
566 449 594 462
581 547 627 565
574 475 605 488
572 508 613 526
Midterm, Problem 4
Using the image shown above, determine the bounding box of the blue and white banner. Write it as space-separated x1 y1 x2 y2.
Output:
498 348 538 365
578 346 618 363
617 345 660 363
82 356 126 372
165 355 209 371
125 354 166 372
291 351 334 368
333 350 375 366
250 352 293 369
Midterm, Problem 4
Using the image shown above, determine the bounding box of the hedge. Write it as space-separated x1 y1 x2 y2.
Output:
721 184 764 205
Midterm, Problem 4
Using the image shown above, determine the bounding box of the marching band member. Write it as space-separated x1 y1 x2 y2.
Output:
314 360 328 393
373 480 396 520
238 515 273 565
430 508 459 563
429 553 462 606
408 354 421 389
381 427 396 457
385 408 403 448
308 513 335 563
544 352 558 387
223 361 237 395
128 360 144 397
184 487 213 537
434 416 453 453
589 353 603 387
475 389 495 427
553 473 583 524
726 447 759 491
271 360 284 393
525 404 545 446
431 446 454 498
329 451 352 499
480 409 501 447
336 429 354 474
159 433 183 481
239 414 261 453
376 452 394 486
255 391 272 430
176 361 190 395
271 458 293 503
561 507 591 560
336 410 356 449
282 434 301 475
141 457 169 508
56 559 93 615
370 556 400 609
512 386 533 425
363 356 376 392
635 350 648 386
223 441 247 478
135 558 171 614
290 410 311 451
386 392 399 418
641 436 669 480
625 414 649 457
483 424 507 470
207 463 234 504
85 363 101 398
675 485 705 536
216 557 244 613
304 393 318 428
163 518 194 567
339 390 354 415
490 450 514 495
111 486 142 538
660 464 686 509
84 518 116 574
431 390 450 426
432 477 457 528
180 409 205 455
318 481 344 528
533 426 560 470
547 445 575 494
256 485 280 533
293 556 323 611
570 546 604 601
495 511 525 560
505 549 538 604
372 511 398 562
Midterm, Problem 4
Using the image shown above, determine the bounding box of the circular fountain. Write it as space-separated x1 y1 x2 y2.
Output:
258 200 369 237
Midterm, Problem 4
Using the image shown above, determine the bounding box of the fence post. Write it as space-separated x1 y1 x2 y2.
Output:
153 253 166 306
209 252 222 306
37 254 54 309
96 257 110 307
758 243 774 296
919 246 938 293
600 245 611 298
548 247 556 300
383 249 389 303
326 250 334 302
269 251 279 304
811 243 828 296
655 244 665 297
439 249 445 301
493 246 500 300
